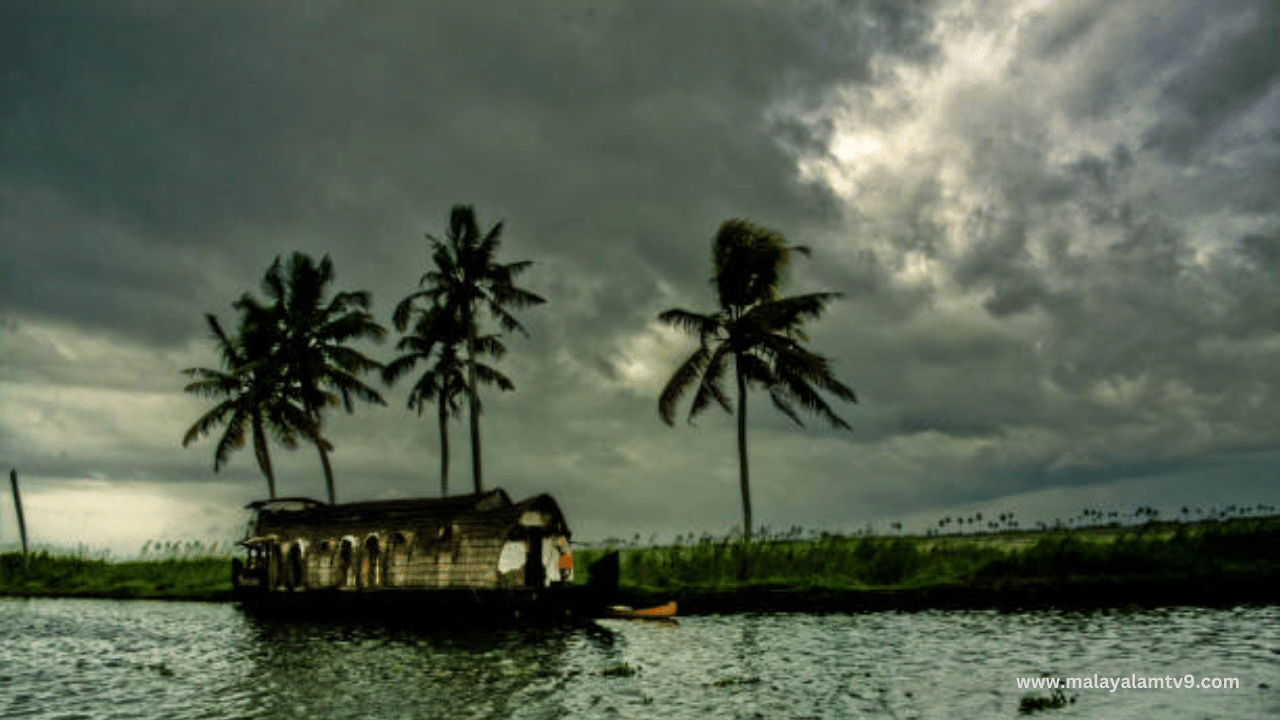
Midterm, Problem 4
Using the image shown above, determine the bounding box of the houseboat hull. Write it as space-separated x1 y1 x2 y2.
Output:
234 584 609 624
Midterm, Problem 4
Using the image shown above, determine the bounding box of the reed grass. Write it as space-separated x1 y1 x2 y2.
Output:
2 516 1276 603
572 516 1280 591
0 542 234 600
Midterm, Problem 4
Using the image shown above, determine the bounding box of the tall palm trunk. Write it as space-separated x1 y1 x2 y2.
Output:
735 351 753 579
437 393 450 497
251 417 278 499
465 301 484 494
316 436 336 504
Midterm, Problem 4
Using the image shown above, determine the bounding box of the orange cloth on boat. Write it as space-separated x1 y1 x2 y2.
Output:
558 552 574 569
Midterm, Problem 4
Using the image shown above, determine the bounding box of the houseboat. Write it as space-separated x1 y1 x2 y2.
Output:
232 489 617 621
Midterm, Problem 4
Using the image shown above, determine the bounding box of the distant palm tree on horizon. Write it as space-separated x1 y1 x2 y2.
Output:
383 302 514 496
393 205 545 494
237 252 386 504
181 313 316 499
658 219 857 541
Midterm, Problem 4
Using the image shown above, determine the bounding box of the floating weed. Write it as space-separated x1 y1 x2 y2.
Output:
601 662 637 677
710 675 761 687
1019 688 1074 714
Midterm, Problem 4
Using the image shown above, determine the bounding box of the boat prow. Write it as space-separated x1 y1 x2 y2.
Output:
604 601 678 622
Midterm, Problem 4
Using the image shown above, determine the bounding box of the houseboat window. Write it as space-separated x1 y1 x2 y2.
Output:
498 541 527 574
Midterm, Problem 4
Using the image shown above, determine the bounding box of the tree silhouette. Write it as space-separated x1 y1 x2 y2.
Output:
657 219 856 541
181 313 314 498
383 303 513 496
237 253 386 504
394 205 545 493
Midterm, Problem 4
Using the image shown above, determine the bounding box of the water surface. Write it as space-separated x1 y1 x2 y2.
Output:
1 598 1276 719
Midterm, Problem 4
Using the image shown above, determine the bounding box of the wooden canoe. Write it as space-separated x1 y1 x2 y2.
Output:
604 601 678 621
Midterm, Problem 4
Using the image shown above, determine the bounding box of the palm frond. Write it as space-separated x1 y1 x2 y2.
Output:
488 304 530 336
687 343 733 419
212 408 250 471
326 289 372 312
324 344 385 375
324 370 387 411
774 359 853 430
658 344 711 426
475 219 505 260
382 353 423 386
768 387 804 426
472 333 507 359
181 371 240 398
473 362 515 392
182 400 239 447
657 308 720 339
774 344 858 404
745 292 841 331
491 284 546 310
502 259 534 278
736 351 776 389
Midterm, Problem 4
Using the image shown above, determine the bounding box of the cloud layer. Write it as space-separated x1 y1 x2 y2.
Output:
2 0 1277 552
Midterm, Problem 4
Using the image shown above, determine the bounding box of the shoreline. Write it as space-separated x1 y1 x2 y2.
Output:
3 573 1276 614
613 572 1280 615
4 518 1277 613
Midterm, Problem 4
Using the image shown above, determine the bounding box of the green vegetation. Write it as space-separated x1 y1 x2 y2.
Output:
5 517 1277 607
658 219 856 541
574 533 1000 590
573 516 1280 608
0 551 232 601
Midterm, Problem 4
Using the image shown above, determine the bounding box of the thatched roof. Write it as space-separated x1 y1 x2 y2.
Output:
250 489 570 540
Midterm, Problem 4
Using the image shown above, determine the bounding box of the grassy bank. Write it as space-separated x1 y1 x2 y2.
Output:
0 552 233 601
573 516 1280 612
3 516 1277 610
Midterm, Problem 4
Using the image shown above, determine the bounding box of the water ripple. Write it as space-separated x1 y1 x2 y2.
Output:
1 598 1276 719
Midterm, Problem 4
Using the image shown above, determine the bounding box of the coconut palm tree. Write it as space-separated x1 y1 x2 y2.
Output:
393 205 545 493
658 219 857 541
236 252 387 504
181 313 315 498
383 303 514 496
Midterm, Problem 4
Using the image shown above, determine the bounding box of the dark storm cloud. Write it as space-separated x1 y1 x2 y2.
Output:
754 0 1280 513
1141 1 1280 163
1 0 939 348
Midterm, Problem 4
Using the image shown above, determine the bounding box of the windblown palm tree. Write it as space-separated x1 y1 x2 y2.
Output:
383 303 514 496
237 252 387 504
658 219 857 541
181 313 314 499
393 205 545 493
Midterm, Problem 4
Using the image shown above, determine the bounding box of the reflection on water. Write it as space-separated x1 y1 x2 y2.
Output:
1 598 1277 719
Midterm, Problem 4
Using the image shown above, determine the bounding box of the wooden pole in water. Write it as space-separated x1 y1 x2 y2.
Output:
10 469 30 568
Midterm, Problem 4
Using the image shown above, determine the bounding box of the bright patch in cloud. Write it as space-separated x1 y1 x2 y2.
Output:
832 134 885 162
611 322 695 395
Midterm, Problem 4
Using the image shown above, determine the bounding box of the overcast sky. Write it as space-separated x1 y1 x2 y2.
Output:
2 0 1278 555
